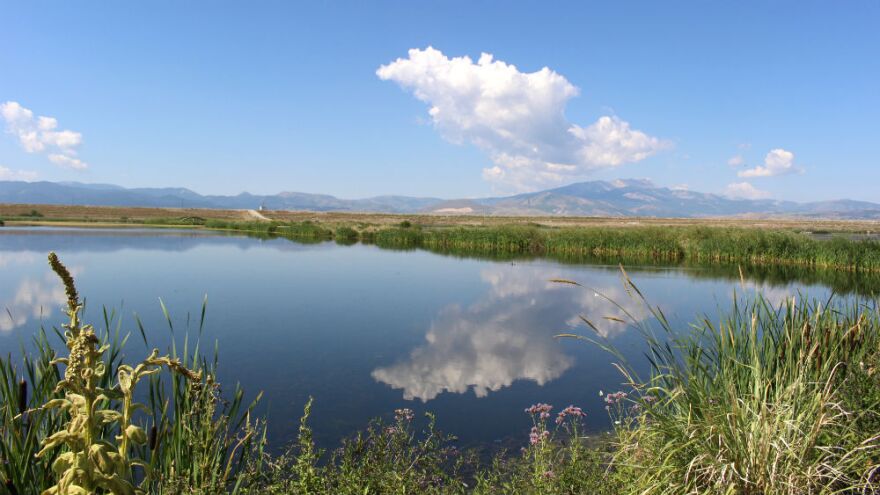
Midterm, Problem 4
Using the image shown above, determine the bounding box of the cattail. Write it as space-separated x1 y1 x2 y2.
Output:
17 379 27 415
149 424 158 451
5 479 18 495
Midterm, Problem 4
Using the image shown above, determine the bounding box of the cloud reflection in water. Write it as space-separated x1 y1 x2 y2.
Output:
372 265 647 401
0 253 75 332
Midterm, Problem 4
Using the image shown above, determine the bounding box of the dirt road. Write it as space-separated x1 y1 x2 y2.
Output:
246 209 271 221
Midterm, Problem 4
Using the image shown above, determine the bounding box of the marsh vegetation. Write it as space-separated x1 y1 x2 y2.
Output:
0 253 877 494
199 220 880 273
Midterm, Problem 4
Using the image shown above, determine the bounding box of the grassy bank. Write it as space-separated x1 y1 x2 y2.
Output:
3 203 880 272
200 220 880 273
370 225 880 271
1 255 877 494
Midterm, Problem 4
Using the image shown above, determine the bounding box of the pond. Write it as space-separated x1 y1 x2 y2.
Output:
0 226 869 451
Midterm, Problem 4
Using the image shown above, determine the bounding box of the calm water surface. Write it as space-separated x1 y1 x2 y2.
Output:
0 227 860 450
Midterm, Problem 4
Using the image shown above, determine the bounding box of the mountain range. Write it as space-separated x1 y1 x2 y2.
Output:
1 179 878 219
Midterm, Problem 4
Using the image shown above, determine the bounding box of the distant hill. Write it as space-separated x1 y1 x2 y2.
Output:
1 179 878 219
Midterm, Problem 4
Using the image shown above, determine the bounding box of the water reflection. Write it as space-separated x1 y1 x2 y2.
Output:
0 227 862 449
0 252 72 332
371 265 647 401
738 281 797 308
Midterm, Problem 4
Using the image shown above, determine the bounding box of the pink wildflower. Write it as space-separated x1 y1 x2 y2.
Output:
394 408 415 422
525 403 553 415
557 405 585 424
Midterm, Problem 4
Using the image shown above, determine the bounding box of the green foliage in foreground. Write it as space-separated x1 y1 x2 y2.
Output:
558 271 880 494
1 255 878 494
0 254 263 495
237 402 621 495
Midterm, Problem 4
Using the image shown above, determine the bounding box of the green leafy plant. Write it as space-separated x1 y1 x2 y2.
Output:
33 253 202 494
0 253 262 495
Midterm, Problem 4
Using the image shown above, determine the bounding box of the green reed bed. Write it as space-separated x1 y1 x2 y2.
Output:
143 216 207 226
370 225 880 271
203 220 333 241
198 219 880 272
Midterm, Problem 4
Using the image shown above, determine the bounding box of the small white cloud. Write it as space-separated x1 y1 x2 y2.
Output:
0 165 38 181
378 47 669 191
727 155 744 167
0 101 88 170
724 181 771 200
738 148 798 178
47 154 88 170
671 183 689 191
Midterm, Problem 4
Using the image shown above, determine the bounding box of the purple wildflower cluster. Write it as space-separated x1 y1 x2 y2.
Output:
529 426 550 445
555 405 585 425
525 403 553 420
394 408 414 422
603 391 628 405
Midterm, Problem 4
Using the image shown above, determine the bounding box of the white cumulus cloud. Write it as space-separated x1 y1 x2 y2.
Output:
727 155 744 167
738 148 798 178
0 165 38 181
0 101 88 170
377 47 669 191
724 181 770 200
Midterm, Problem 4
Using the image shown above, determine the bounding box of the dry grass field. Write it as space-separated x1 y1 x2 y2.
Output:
0 203 251 225
2 202 880 233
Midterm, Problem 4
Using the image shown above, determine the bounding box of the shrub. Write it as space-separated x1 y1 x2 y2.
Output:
17 209 44 218
334 226 359 244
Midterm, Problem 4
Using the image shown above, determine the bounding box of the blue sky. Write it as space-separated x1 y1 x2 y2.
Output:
1 1 877 202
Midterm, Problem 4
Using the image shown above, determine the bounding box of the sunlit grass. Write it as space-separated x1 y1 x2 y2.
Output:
372 225 880 271
558 270 880 494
